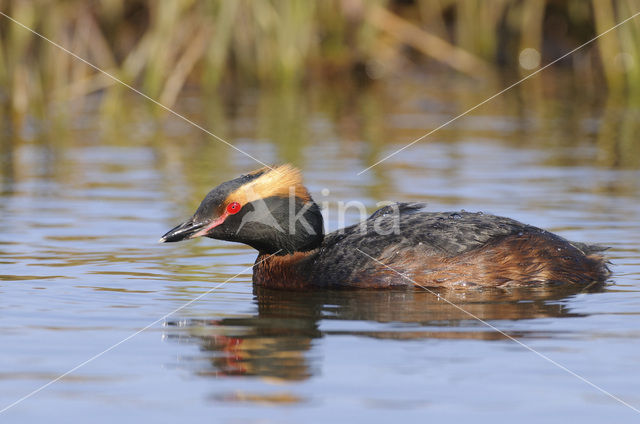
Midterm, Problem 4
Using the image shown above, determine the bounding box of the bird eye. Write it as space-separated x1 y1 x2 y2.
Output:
226 201 241 215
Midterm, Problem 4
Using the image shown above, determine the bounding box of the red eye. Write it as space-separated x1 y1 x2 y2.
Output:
226 201 241 215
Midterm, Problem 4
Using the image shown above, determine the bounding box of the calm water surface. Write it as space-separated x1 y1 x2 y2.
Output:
1 74 640 423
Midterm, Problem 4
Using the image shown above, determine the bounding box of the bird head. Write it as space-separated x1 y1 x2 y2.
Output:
160 164 324 254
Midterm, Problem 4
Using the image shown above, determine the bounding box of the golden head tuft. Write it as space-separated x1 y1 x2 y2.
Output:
226 164 311 205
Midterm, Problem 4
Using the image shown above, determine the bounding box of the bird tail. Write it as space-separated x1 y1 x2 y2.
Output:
570 241 612 281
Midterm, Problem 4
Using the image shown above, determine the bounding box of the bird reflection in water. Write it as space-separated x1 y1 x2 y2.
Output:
163 284 603 382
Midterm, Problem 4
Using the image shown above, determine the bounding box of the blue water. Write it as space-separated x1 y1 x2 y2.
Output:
1 75 640 423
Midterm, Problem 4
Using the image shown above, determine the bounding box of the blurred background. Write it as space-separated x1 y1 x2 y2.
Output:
1 1 640 423
0 1 638 104
2 0 640 105
2 0 640 168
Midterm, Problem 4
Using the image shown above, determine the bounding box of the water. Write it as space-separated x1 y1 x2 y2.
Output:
1 72 640 423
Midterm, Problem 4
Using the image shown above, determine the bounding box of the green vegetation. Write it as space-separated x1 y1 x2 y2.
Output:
1 0 640 117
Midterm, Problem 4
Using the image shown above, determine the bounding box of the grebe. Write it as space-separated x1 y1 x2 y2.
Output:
160 165 610 289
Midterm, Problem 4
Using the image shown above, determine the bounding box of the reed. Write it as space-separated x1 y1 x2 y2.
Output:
0 0 639 115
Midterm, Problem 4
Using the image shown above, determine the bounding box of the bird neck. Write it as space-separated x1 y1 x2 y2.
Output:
253 249 319 289
254 196 324 255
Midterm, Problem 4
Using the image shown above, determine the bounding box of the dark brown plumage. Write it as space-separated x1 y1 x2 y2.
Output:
161 165 610 289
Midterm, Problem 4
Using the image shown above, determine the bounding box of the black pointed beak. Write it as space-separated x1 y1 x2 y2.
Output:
159 219 207 243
